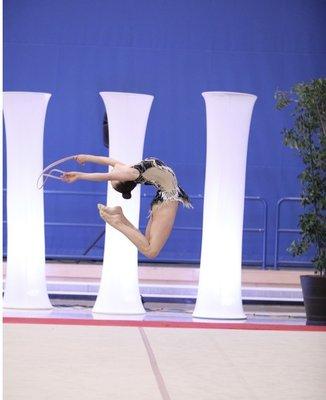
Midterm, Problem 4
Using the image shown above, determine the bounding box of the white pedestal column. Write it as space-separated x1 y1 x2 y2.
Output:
3 91 52 309
93 92 154 314
193 92 257 319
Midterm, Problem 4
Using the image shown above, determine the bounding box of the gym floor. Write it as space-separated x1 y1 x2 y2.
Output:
4 301 326 400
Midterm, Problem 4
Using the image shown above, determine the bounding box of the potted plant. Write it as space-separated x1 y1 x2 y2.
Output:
275 78 326 325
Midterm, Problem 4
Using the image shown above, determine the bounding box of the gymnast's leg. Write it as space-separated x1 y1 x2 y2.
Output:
98 202 178 259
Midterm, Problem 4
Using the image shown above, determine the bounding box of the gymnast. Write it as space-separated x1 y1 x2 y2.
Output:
61 155 193 259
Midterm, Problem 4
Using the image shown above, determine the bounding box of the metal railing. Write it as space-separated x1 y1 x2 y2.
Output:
274 197 313 269
243 196 267 268
3 189 268 267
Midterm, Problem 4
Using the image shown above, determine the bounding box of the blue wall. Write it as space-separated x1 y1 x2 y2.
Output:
3 0 326 265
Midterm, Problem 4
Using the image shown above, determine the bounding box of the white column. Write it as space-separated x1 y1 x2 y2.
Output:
3 92 52 309
93 92 154 314
193 92 257 319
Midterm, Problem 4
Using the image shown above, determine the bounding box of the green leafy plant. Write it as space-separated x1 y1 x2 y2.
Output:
275 78 326 276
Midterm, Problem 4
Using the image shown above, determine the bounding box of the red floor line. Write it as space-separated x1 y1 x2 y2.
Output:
3 317 326 331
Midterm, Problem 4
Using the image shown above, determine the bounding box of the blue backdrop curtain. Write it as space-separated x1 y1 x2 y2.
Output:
3 0 326 265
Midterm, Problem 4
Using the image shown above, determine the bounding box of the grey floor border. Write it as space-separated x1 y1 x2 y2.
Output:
139 327 172 400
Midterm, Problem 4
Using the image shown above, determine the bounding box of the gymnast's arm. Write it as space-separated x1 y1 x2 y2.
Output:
61 166 139 183
74 154 125 167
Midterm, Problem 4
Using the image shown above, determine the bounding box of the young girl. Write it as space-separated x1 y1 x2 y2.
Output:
61 155 192 258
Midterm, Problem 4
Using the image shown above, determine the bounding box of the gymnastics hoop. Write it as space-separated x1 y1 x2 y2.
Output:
36 155 78 189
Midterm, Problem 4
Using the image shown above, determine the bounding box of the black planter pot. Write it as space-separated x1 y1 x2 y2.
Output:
300 275 326 325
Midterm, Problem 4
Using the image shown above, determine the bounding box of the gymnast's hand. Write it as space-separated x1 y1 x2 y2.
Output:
61 171 80 183
74 154 89 165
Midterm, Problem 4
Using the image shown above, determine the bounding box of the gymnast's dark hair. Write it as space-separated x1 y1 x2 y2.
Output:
113 181 137 199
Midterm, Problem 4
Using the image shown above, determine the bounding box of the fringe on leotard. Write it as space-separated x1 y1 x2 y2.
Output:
132 157 193 217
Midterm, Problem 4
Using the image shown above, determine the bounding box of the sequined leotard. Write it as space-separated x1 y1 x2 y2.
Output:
131 157 193 211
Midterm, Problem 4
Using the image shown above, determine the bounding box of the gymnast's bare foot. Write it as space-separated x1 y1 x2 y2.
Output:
98 204 125 227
